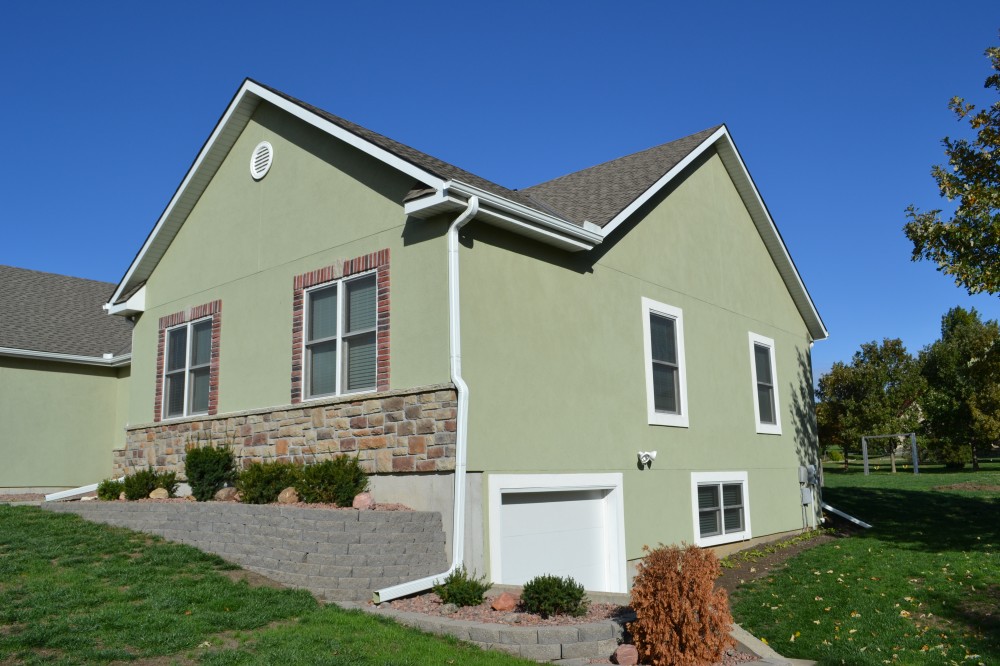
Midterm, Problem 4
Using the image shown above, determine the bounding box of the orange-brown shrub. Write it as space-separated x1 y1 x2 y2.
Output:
628 543 735 666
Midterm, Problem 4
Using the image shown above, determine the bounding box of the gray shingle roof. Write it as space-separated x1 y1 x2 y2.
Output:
0 266 133 358
521 126 722 227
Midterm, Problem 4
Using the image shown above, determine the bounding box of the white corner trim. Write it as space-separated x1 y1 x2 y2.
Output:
690 470 752 548
487 473 627 593
748 332 781 435
104 285 146 316
641 297 689 428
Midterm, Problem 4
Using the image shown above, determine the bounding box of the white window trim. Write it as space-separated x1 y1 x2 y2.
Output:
302 270 378 401
748 332 781 435
690 471 752 547
162 316 212 420
487 473 627 593
641 297 689 427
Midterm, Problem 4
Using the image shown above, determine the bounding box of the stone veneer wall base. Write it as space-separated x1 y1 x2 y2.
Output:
42 502 447 603
116 384 458 478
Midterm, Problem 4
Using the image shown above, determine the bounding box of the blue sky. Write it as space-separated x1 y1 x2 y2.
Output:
1 1 998 379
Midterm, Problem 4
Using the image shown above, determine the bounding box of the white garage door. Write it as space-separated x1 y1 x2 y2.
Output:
499 489 610 592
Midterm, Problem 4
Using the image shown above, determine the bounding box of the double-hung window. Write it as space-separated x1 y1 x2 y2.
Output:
304 272 377 398
748 332 781 434
691 471 751 547
641 297 688 427
163 319 212 418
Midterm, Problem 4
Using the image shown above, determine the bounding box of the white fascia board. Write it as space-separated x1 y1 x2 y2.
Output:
448 181 601 250
108 80 447 307
713 132 828 341
104 285 146 316
0 347 131 367
601 126 729 239
600 126 828 342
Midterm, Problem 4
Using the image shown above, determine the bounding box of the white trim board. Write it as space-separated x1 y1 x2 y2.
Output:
487 473 627 593
690 470 752 548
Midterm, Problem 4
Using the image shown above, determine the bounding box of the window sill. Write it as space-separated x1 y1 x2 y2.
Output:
695 531 751 548
755 423 782 435
648 411 688 428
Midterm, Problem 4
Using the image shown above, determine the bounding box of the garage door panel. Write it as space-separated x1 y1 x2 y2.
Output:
499 489 609 591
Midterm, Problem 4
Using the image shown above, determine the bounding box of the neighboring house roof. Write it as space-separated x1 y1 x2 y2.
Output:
0 265 132 362
107 79 827 340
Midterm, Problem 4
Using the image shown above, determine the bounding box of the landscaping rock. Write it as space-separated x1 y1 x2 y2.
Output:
352 492 373 510
214 487 238 501
81 495 97 501
118 492 126 501
491 592 517 612
440 603 458 614
613 644 639 665
277 487 299 504
149 488 169 500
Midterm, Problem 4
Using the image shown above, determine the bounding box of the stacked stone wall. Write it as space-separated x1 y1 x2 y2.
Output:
43 501 447 603
116 384 457 478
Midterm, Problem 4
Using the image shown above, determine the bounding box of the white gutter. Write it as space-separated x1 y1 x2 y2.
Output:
0 347 131 368
373 195 480 604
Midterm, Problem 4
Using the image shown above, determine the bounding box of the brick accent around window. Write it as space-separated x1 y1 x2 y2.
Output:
153 300 222 422
291 249 390 404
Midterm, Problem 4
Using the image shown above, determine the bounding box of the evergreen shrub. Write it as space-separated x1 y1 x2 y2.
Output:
295 455 368 506
97 478 124 501
432 566 490 607
628 543 735 666
185 440 237 501
236 461 301 504
520 574 588 618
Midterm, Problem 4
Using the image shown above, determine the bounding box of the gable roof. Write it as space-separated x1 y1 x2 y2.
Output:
521 126 723 227
107 79 827 340
1 265 132 363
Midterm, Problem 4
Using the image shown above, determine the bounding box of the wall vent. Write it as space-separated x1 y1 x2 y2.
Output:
250 141 273 180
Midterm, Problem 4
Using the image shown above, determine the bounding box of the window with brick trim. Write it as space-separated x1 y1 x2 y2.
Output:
291 250 389 404
154 300 221 421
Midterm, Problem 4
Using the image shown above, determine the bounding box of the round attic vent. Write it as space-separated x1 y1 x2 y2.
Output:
250 141 273 180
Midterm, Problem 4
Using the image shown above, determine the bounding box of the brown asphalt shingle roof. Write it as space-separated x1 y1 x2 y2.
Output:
521 126 722 227
0 266 133 358
256 81 721 229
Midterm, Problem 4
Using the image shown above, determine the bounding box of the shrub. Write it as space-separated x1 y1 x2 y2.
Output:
520 574 588 618
236 461 301 504
122 467 179 500
432 566 490 607
97 478 124 501
295 456 369 506
827 448 844 462
185 440 237 501
628 543 735 666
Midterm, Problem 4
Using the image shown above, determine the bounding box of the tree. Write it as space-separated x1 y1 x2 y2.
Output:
919 306 1000 469
816 339 925 470
903 41 1000 294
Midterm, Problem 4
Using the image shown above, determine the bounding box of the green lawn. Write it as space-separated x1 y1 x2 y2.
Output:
0 506 533 665
731 465 1000 665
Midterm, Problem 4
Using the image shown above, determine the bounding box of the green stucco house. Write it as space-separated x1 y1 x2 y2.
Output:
11 79 828 597
0 266 131 492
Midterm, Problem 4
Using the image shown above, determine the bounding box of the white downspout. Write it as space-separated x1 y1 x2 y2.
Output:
373 195 480 603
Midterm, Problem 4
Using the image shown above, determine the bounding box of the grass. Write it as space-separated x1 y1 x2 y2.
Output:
0 506 534 665
731 463 1000 665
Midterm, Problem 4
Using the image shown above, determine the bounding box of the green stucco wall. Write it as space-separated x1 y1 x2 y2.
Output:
461 151 818 561
128 101 450 425
0 358 129 489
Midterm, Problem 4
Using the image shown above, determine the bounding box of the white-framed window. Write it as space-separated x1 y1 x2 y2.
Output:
304 271 377 399
690 471 752 547
748 332 781 434
641 297 688 427
163 318 213 418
